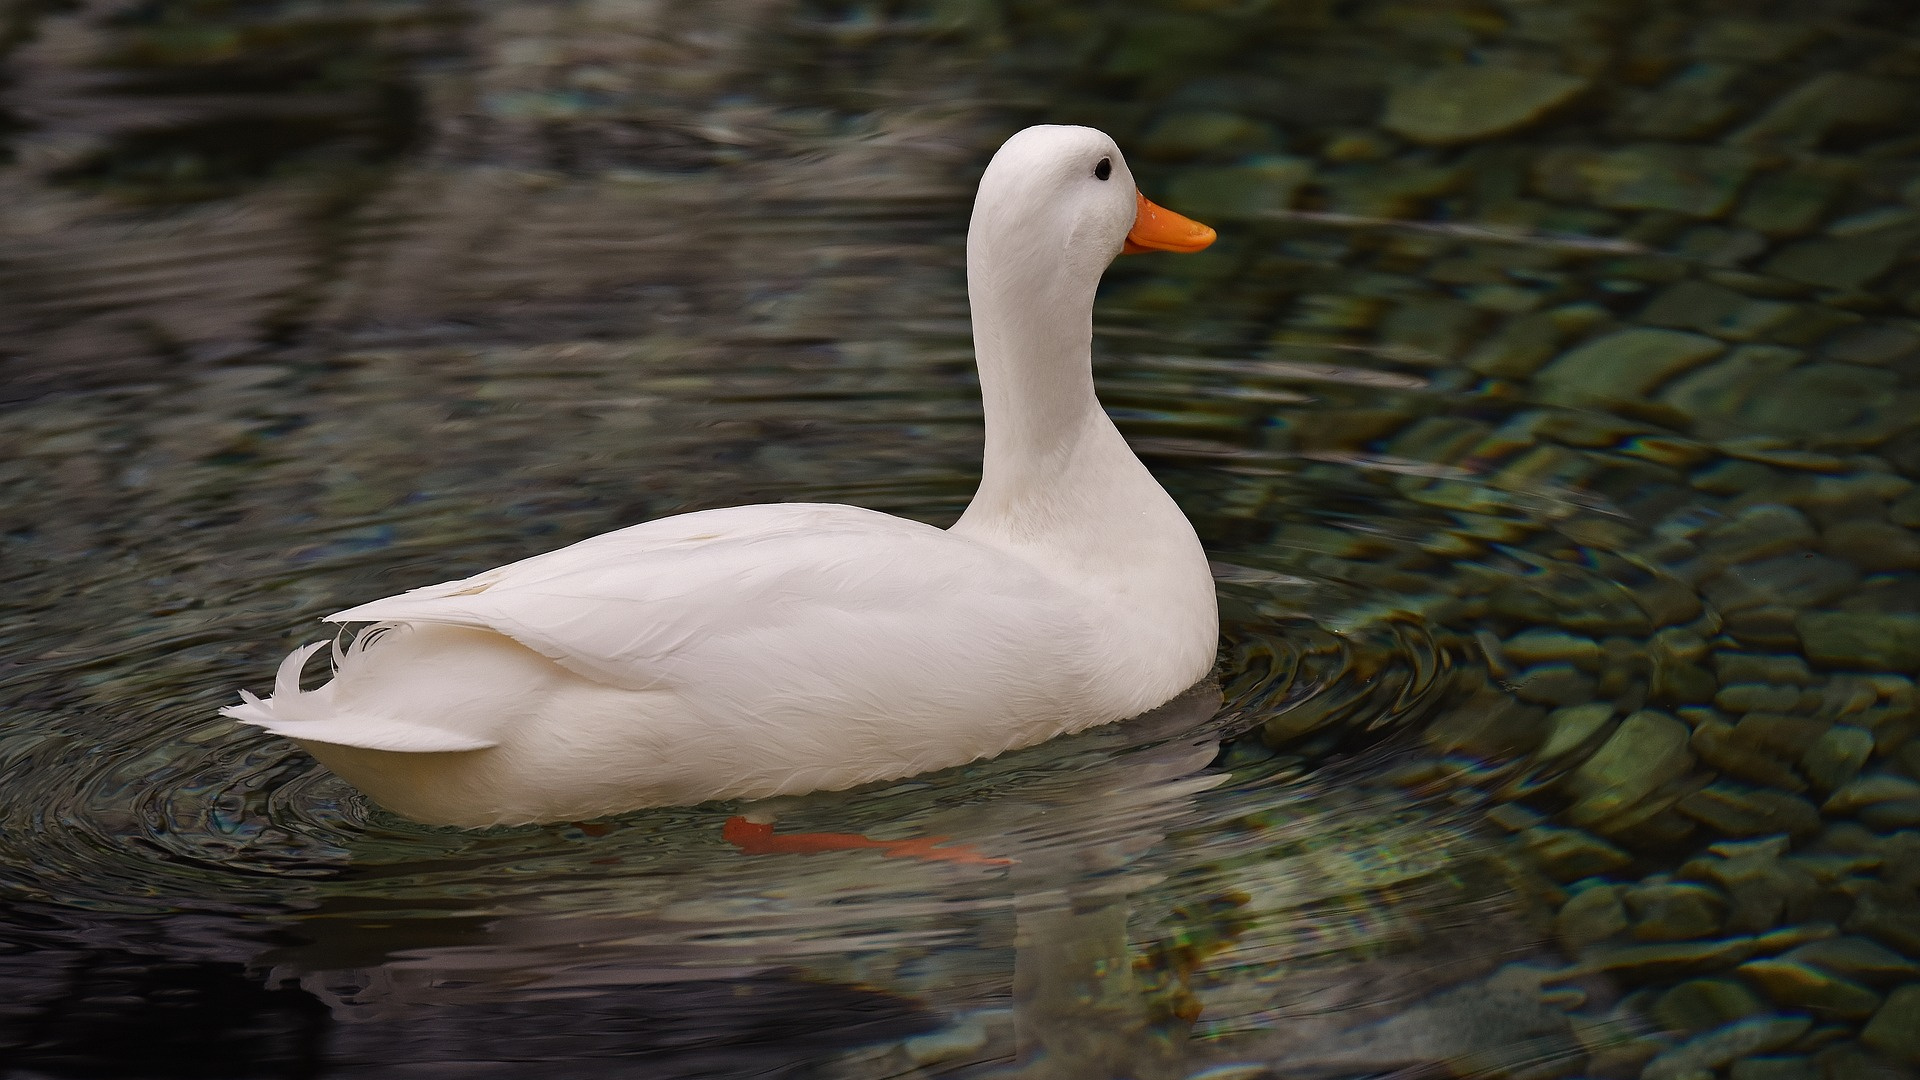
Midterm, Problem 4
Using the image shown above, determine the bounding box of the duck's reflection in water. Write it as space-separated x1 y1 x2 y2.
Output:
253 684 1575 1078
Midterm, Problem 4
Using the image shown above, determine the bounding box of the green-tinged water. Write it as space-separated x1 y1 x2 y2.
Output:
2 1 1919 1077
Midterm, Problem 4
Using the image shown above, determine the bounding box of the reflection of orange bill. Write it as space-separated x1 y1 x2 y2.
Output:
723 815 1014 866
1123 191 1216 254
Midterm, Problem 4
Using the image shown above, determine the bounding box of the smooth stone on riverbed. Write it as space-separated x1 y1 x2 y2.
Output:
1798 612 1920 672
1862 984 1920 1063
1752 924 1841 955
1732 71 1911 150
1701 553 1859 613
1503 629 1602 669
1167 156 1314 217
1714 652 1815 687
1677 783 1821 838
1465 311 1563 377
1381 65 1588 144
1694 459 1779 497
1730 713 1829 760
1419 685 1546 758
1737 165 1847 236
1707 836 1791 860
1533 145 1756 216
1564 710 1695 827
1713 683 1807 714
1718 442 1848 473
1800 469 1916 510
1655 977 1769 1033
1691 720 1806 792
1861 799 1920 833
1575 937 1761 980
1705 861 1818 937
1765 226 1915 291
1537 702 1616 761
1659 344 1803 434
1824 320 1920 366
1737 959 1883 1019
1822 520 1920 572
1823 773 1920 814
1641 1016 1812 1080
1535 328 1725 408
1485 802 1546 832
1800 726 1873 793
1651 649 1718 708
1509 662 1598 706
1628 882 1730 941
1641 279 1797 342
1783 936 1920 983
1137 109 1276 160
1558 883 1629 949
1702 505 1818 565
1721 606 1802 652
1738 363 1905 440
1892 491 1920 529
1523 825 1632 881
1846 884 1920 955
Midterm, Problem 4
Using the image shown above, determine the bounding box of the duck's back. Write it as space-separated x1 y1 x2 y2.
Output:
233 503 1138 823
330 502 1104 699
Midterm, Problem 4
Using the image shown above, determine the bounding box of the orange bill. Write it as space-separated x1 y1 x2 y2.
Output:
1123 191 1216 254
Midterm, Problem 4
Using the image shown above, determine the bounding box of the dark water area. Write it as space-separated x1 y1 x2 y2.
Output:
4 0 1920 1077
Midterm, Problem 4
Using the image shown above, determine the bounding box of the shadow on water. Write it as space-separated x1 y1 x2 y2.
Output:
1 940 937 1079
3 0 1920 1077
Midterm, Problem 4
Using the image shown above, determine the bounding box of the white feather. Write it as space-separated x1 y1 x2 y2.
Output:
222 125 1221 827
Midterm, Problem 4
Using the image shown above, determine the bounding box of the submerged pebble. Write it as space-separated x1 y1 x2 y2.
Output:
1382 67 1589 145
1738 958 1883 1019
1641 1015 1812 1080
1864 986 1920 1065
1656 977 1769 1033
1534 328 1725 409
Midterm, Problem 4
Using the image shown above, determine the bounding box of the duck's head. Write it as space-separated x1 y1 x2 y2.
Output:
968 125 1215 291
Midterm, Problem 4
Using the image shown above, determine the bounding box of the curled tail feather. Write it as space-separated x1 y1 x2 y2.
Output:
222 640 328 724
221 632 498 753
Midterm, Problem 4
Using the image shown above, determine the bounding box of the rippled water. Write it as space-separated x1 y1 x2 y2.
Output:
5 0 1920 1077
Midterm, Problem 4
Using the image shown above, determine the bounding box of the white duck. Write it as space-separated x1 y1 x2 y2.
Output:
224 125 1220 828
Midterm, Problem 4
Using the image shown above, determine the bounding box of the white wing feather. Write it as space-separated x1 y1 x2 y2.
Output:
326 503 1097 698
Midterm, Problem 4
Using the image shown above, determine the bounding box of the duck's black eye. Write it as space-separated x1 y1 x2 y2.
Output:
1094 157 1111 181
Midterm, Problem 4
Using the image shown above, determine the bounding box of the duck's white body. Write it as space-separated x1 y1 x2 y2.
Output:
225 125 1220 826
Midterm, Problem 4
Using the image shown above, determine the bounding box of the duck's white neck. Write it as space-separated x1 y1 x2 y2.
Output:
952 235 1181 562
965 248 1106 496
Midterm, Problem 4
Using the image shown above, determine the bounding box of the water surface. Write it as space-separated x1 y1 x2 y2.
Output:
4 1 1920 1077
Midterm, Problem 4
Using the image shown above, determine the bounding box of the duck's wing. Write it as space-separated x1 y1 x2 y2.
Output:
325 503 1089 693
